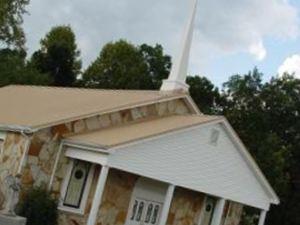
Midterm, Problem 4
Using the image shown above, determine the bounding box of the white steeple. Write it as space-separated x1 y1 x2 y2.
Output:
160 0 198 92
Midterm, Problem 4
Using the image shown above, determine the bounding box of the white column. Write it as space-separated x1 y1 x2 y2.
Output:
211 198 226 225
258 210 267 225
87 165 109 225
159 184 175 225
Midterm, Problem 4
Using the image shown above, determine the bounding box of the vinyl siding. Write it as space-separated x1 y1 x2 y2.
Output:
108 123 271 210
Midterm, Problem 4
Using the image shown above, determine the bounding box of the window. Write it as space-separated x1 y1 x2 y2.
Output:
199 197 216 225
129 198 162 225
126 178 167 225
59 159 94 214
0 132 6 156
0 139 4 155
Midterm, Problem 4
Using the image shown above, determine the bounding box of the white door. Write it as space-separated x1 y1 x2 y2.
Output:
199 197 216 225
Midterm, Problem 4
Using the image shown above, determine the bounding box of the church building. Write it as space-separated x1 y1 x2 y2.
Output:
0 0 279 225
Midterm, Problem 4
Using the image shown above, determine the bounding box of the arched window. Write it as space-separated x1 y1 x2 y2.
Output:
145 203 153 223
151 205 160 224
131 200 138 220
136 201 144 221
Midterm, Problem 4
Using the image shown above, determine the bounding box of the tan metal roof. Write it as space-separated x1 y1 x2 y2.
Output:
66 115 223 148
0 85 186 129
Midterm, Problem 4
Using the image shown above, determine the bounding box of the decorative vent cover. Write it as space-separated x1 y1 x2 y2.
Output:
210 129 220 146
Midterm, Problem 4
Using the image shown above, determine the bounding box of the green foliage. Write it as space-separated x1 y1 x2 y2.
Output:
82 40 171 90
139 43 171 88
17 187 58 225
0 0 29 49
0 48 51 87
31 25 81 86
221 69 300 225
186 76 223 114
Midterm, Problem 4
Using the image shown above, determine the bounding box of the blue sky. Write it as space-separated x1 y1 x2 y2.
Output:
203 0 300 86
23 0 300 87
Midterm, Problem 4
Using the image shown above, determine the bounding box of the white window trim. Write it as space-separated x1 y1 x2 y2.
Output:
58 159 95 215
0 131 6 156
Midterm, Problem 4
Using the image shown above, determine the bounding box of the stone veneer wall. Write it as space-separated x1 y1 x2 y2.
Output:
0 132 28 209
58 168 139 225
52 99 191 137
167 188 205 225
22 128 60 188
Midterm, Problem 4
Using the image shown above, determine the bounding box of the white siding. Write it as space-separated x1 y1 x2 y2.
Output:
108 123 271 210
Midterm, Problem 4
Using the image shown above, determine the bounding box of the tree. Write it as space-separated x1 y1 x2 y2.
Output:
30 25 81 86
186 76 222 114
0 0 29 49
139 44 171 89
260 74 300 225
0 48 50 86
82 40 171 90
221 69 300 225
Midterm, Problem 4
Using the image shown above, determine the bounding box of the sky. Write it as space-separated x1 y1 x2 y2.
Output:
23 0 300 87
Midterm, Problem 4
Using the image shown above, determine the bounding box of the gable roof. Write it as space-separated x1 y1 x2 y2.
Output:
65 115 221 148
0 85 189 129
65 114 279 209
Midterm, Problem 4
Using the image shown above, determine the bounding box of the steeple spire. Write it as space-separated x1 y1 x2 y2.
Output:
161 0 198 92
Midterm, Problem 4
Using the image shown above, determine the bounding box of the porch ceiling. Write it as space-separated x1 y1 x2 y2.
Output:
65 115 222 148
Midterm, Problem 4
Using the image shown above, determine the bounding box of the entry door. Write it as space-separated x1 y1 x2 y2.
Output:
199 197 216 225
128 198 163 225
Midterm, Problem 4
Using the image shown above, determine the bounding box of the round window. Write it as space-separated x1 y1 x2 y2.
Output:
75 170 84 179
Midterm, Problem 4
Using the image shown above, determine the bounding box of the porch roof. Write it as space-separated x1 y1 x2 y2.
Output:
0 85 187 129
65 115 222 148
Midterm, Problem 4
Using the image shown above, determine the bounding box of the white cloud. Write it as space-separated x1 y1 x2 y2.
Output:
248 40 267 61
278 54 300 78
23 0 299 75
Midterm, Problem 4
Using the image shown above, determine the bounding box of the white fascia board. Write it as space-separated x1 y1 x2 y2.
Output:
183 95 202 115
65 147 108 166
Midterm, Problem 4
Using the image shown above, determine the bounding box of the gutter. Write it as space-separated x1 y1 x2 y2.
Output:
0 124 37 134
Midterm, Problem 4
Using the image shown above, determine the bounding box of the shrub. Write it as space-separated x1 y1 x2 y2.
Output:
17 187 58 225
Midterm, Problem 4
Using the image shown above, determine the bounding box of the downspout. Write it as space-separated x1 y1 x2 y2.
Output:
17 130 34 174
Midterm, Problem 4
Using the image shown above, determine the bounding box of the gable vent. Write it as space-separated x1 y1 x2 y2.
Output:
210 129 220 146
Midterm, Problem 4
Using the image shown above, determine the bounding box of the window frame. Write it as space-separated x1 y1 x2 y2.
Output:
58 159 95 215
0 131 6 156
198 196 216 225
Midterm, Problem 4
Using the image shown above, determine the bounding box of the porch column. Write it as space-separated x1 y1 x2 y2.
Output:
159 184 175 225
87 165 110 225
211 198 226 225
258 210 267 225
